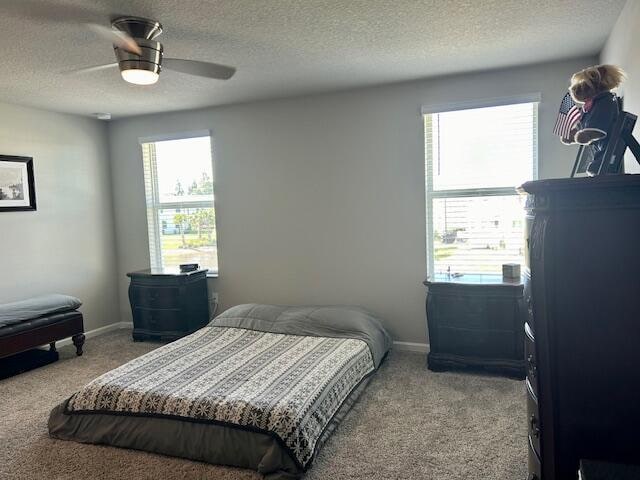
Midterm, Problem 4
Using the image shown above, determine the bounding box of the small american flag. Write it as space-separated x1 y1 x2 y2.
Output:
553 92 582 139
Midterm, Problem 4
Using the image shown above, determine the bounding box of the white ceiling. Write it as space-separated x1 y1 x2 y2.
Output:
0 0 626 119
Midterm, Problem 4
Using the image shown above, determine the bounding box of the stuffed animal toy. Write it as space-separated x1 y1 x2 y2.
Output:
564 64 625 174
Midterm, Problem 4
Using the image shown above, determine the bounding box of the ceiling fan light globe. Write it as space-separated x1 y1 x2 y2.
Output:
121 68 159 85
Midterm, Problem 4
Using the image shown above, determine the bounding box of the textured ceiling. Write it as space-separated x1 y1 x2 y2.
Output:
0 0 626 118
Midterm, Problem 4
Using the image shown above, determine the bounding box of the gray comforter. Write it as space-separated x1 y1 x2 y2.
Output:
50 304 391 478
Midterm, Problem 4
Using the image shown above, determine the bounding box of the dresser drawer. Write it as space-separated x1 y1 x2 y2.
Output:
527 378 541 457
524 281 534 331
130 286 181 309
525 322 538 398
528 434 542 480
133 308 185 333
522 268 533 326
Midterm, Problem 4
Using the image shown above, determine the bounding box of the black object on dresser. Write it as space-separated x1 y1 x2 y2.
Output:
424 273 527 379
520 175 640 480
127 268 210 341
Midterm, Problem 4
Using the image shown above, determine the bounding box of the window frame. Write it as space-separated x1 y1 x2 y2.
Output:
139 131 219 275
423 96 540 277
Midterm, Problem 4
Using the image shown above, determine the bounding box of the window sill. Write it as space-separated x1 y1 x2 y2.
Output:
424 273 524 287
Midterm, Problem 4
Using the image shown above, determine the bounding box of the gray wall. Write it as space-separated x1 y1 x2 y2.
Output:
0 102 119 331
109 56 595 343
601 0 640 173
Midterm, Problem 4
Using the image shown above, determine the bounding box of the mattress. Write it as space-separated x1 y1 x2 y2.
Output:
49 304 391 479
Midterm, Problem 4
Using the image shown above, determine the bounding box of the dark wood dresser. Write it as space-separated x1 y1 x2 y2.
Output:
520 175 640 480
127 268 210 341
424 273 527 379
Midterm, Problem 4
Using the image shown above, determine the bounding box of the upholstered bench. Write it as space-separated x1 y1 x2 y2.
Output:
0 295 85 377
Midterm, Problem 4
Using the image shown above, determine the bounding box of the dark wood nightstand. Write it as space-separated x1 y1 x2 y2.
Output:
127 268 210 342
424 272 527 379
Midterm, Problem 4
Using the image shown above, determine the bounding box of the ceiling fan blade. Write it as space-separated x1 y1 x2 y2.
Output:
64 63 119 75
87 23 142 55
164 58 236 80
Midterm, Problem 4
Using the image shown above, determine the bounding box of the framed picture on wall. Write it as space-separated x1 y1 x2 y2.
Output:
0 155 36 212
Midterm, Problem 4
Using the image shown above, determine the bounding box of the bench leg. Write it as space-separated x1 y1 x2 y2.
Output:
72 333 85 356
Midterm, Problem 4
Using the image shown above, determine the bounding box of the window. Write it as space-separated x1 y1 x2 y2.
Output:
424 100 538 276
141 134 218 273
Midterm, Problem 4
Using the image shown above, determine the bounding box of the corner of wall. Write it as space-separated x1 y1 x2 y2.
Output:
104 120 124 324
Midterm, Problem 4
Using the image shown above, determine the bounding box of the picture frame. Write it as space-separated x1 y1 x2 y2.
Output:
0 155 36 212
571 145 595 177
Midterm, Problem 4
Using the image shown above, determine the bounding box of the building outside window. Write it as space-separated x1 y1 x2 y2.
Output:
141 134 218 273
424 99 538 277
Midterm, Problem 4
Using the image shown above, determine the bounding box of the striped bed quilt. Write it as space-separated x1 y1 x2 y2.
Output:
65 324 376 469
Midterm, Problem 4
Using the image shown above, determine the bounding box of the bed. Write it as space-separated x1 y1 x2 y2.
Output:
48 304 391 479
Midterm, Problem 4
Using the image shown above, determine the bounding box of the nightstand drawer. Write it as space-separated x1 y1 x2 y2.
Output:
133 308 185 333
485 298 520 331
437 327 517 358
433 295 486 329
130 286 181 309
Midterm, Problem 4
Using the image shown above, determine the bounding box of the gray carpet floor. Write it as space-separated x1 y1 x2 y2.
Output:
0 330 527 479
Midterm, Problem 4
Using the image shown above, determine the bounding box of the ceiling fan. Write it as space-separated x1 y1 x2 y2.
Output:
78 16 237 85
1 1 236 86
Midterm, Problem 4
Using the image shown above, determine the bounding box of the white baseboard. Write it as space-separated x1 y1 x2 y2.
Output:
393 341 429 353
56 321 132 348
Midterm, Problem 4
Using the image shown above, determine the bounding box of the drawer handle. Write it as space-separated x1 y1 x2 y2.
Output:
530 414 540 438
527 355 537 376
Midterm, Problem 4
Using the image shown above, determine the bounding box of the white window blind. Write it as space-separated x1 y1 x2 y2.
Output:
424 101 538 276
141 135 218 273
